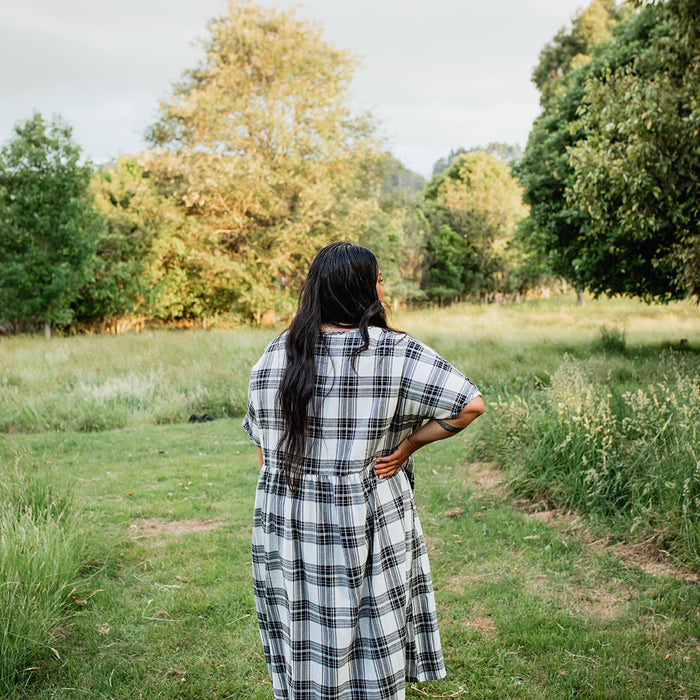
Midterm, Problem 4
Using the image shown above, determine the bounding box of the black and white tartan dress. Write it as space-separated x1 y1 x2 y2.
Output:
243 326 480 700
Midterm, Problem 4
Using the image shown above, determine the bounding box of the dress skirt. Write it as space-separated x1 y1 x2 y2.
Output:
252 461 446 700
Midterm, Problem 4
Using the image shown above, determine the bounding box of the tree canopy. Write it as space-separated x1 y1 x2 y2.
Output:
423 151 528 300
532 0 624 102
517 0 700 302
569 0 700 300
0 113 99 336
145 0 382 321
76 157 195 328
432 143 523 177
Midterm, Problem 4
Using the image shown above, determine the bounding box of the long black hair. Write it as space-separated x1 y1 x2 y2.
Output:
277 242 389 491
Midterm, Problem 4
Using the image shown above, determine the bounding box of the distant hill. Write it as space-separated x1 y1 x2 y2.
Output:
432 142 523 177
381 154 426 196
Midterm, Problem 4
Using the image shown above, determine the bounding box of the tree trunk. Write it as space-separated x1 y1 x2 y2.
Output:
576 289 586 307
44 320 51 339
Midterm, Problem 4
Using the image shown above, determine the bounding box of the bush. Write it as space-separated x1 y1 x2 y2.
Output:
0 457 90 694
492 352 700 568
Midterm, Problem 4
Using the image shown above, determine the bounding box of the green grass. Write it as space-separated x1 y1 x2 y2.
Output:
1 293 699 697
0 328 276 433
1 425 698 698
2 293 698 434
0 458 94 696
490 351 700 568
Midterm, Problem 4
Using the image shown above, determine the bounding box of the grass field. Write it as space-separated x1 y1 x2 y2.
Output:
1 293 699 698
3 294 698 434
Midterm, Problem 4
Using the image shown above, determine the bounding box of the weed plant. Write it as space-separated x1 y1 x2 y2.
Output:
492 352 700 568
597 324 627 354
0 456 92 695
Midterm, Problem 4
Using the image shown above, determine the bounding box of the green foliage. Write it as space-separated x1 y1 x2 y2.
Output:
0 456 90 694
423 151 528 299
78 157 197 325
532 0 624 102
519 0 700 302
515 73 591 289
431 142 523 177
145 0 382 322
516 0 623 292
568 0 700 300
355 200 427 306
424 224 464 300
0 113 100 334
356 154 429 305
597 324 627 354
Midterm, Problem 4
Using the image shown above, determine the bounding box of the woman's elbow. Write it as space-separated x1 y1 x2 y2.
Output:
468 395 485 417
454 395 485 427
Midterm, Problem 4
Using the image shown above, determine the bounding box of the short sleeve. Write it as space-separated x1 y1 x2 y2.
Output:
242 334 287 448
242 389 261 447
399 338 480 425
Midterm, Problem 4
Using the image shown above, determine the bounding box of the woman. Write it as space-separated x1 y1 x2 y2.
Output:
243 242 484 699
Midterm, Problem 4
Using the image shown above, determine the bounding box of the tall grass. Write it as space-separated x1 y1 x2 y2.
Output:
491 351 700 568
0 328 276 433
2 293 697 434
0 456 91 694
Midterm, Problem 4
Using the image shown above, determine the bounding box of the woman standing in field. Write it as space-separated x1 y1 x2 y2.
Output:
243 242 484 699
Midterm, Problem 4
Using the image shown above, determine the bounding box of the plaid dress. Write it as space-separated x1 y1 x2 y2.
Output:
243 326 480 700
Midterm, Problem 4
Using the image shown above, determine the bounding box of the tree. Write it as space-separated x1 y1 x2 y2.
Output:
515 70 592 297
518 0 700 303
146 0 381 322
517 1 625 305
432 143 523 177
76 157 195 329
423 151 528 300
568 0 700 300
0 113 99 337
356 154 428 306
532 0 625 103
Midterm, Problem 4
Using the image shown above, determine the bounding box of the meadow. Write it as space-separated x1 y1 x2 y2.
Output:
1 294 699 698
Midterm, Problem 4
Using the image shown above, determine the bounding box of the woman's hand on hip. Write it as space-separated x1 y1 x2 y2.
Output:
374 438 416 479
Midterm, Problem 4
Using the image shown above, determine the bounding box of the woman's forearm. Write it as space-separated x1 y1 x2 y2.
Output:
410 395 485 447
374 395 485 478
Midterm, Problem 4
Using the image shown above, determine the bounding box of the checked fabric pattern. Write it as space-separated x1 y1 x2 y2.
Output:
243 326 480 700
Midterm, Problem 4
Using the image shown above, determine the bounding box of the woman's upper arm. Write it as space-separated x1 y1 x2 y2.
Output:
452 395 485 428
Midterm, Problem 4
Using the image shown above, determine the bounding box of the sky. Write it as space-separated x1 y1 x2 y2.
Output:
0 0 586 178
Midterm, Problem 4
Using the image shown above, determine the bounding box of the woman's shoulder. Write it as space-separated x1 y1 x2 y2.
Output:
375 329 448 364
261 330 287 354
372 327 418 353
251 331 287 370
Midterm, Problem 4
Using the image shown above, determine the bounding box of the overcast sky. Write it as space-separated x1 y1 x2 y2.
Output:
1 0 586 178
